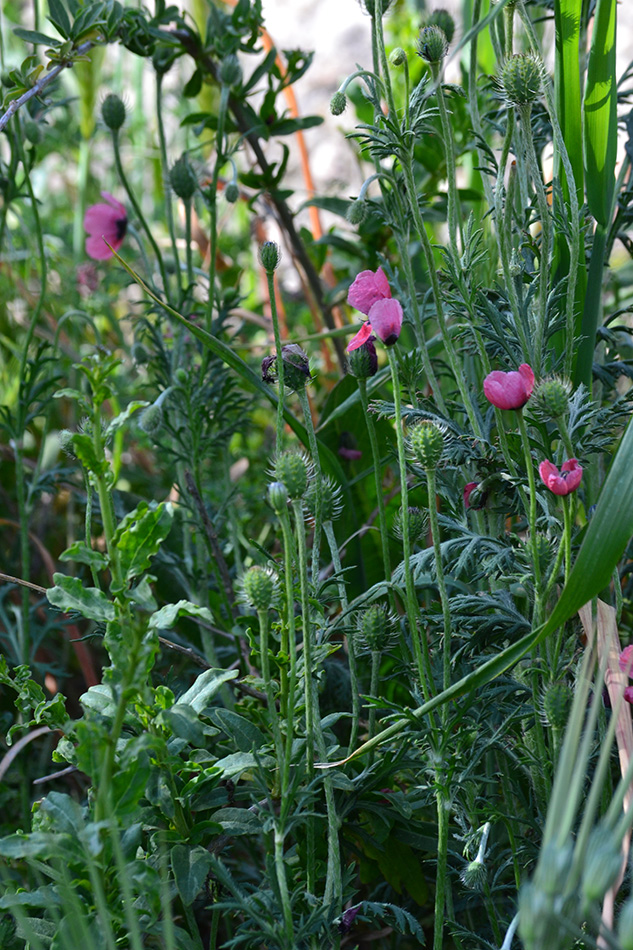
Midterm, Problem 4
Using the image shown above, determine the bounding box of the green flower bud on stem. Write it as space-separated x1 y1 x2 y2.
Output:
258 241 281 273
330 91 347 116
102 94 126 131
268 480 289 514
219 53 242 88
242 566 276 611
347 198 368 226
274 451 310 500
409 421 445 469
533 377 572 420
460 860 486 891
423 9 455 45
541 681 572 730
169 156 198 201
359 605 391 652
416 25 449 64
389 47 407 67
500 53 542 106
224 181 239 203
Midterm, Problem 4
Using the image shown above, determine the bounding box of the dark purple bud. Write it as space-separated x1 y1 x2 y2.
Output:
338 905 360 935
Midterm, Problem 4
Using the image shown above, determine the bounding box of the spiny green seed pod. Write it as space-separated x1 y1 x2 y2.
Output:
330 91 347 116
500 54 542 106
219 54 242 88
305 476 343 523
389 47 407 67
24 119 42 145
423 9 456 45
268 480 289 514
242 566 276 611
541 681 572 731
533 377 572 420
101 94 126 131
359 605 391 652
169 156 197 201
224 181 239 203
393 506 428 544
347 198 368 226
258 241 281 273
409 421 445 469
617 900 633 950
416 25 449 64
460 860 487 891
581 827 622 903
347 338 378 379
275 452 310 500
139 403 163 436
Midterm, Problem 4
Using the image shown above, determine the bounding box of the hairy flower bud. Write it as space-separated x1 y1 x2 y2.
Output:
268 480 289 514
139 403 163 436
359 605 391 652
541 681 572 730
461 860 487 891
393 506 428 544
281 344 311 391
347 198 368 226
330 91 347 116
274 451 310 500
533 377 572 420
169 156 197 201
409 421 445 469
224 181 239 203
101 94 126 131
242 566 276 611
347 337 378 378
389 47 407 67
416 25 449 64
305 476 343 523
258 241 281 273
219 53 242 88
500 54 542 106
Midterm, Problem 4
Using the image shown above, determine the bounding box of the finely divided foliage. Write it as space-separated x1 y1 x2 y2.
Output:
1 1 633 949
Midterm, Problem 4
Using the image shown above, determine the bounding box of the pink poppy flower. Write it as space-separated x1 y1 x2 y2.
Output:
84 192 127 260
347 267 391 315
463 482 478 509
483 364 535 410
619 646 633 705
348 299 403 351
538 458 583 496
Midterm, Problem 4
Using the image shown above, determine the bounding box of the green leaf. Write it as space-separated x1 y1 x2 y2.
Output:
207 708 266 752
269 115 323 136
47 0 71 37
209 806 260 835
79 683 116 717
149 599 213 631
113 501 173 588
47 573 115 622
0 831 76 860
39 791 84 835
212 751 274 779
171 844 213 905
583 0 617 226
158 704 205 745
0 885 62 909
59 540 109 571
104 400 149 439
183 68 202 97
177 668 239 713
111 760 151 815
13 28 61 44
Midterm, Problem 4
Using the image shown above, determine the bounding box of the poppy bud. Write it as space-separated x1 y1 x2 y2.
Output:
416 25 449 64
347 337 378 378
409 421 445 470
500 54 542 106
268 481 289 514
169 156 197 201
275 452 310 500
330 91 347 116
258 241 281 273
242 566 276 611
101 94 126 131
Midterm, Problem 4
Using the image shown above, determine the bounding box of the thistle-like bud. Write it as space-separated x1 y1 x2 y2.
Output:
532 377 572 420
347 198 368 226
267 481 289 514
389 47 407 67
224 181 239 203
169 156 197 201
219 53 242 88
500 54 542 106
358 605 391 652
460 860 487 891
330 91 347 116
258 241 281 273
393 506 428 544
139 403 163 436
423 9 456 45
281 344 311 391
541 681 572 731
409 421 445 469
305 476 343 523
416 25 449 64
581 826 623 903
347 337 378 378
101 94 126 131
274 451 310 500
617 900 633 950
242 566 276 611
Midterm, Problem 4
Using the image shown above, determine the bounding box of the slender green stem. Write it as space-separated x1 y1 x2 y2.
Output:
426 467 452 696
297 387 322 585
369 649 380 744
431 62 462 259
562 493 572 581
274 828 294 946
257 608 284 767
276 505 297 792
184 197 194 292
433 783 450 950
156 73 181 298
323 519 360 753
357 378 393 590
372 4 398 119
266 268 285 454
516 409 542 623
386 348 433 702
206 84 230 331
111 130 170 295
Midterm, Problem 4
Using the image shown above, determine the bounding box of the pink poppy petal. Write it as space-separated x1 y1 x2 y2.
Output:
518 363 535 398
624 686 633 705
347 267 392 315
85 234 115 260
619 645 633 676
483 365 534 410
100 192 126 217
347 322 374 352
368 298 403 346
463 482 477 509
